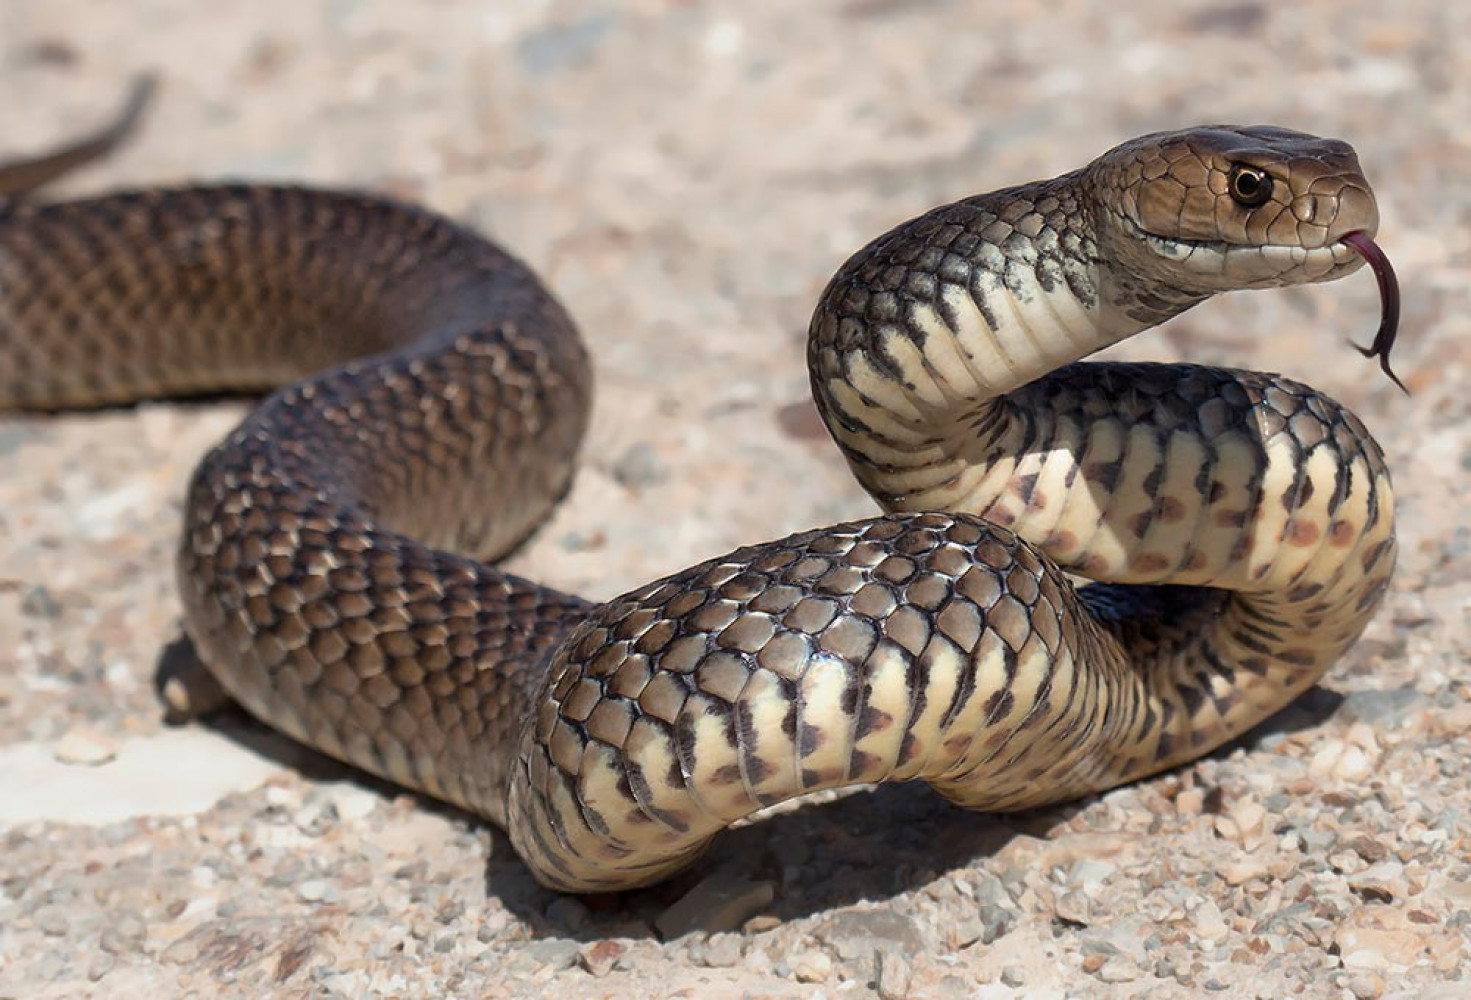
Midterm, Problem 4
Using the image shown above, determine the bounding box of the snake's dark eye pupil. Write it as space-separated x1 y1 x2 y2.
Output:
1229 165 1272 207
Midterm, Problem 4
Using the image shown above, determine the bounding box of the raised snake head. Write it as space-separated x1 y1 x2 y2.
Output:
1091 124 1378 292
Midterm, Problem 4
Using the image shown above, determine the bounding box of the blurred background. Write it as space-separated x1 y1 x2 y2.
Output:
1 2 1466 998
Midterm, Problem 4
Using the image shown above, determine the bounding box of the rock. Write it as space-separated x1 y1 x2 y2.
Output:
1308 739 1376 783
1433 702 1471 736
743 914 781 934
516 13 615 76
655 872 776 939
1065 859 1117 889
320 971 370 995
52 726 118 766
874 945 912 1000
697 932 743 968
577 939 625 977
947 910 985 949
1333 908 1430 969
1346 971 1385 999
521 939 580 972
788 947 832 982
817 908 925 960
1053 889 1093 925
1094 956 1141 983
0 729 279 824
973 872 1011 909
1220 857 1270 886
159 933 202 966
33 904 70 937
20 585 61 618
610 442 669 489
99 914 147 955
1330 849 1369 875
1348 861 1409 902
1346 835 1390 863
1176 787 1206 816
1215 797 1267 845
85 954 114 982
322 783 379 823
1094 914 1153 963
977 904 1017 944
296 878 336 903
1341 686 1427 726
1190 897 1229 941
1426 872 1471 909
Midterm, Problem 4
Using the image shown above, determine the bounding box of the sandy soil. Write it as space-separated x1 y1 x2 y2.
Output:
0 1 1467 997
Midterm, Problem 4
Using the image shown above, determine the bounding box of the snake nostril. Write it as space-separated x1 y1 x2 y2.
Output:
1291 195 1319 226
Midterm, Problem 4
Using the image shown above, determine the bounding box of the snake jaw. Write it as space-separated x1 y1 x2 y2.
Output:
1118 214 1367 292
1340 230 1407 394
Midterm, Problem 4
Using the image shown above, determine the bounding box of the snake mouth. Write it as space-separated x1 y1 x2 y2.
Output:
1140 229 1360 269
1126 213 1404 393
1340 231 1405 393
1123 213 1365 290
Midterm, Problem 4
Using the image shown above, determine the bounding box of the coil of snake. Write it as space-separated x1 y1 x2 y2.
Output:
0 79 1400 893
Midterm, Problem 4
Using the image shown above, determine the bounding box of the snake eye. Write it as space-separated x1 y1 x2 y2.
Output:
1227 164 1273 208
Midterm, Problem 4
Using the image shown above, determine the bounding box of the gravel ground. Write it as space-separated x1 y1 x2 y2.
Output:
1 2 1468 998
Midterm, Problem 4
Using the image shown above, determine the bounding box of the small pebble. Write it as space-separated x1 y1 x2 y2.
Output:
1176 787 1206 816
86 953 114 982
697 932 743 968
743 914 782 934
1347 971 1386 999
160 935 201 966
20 585 61 618
322 784 379 822
521 939 579 972
819 908 926 960
578 939 624 977
874 946 912 1000
52 726 118 766
982 900 1017 941
1095 956 1141 983
297 879 336 903
1220 857 1269 885
1347 835 1390 863
610 442 669 489
99 914 147 955
33 904 71 937
788 947 832 983
1348 861 1408 901
1309 740 1375 783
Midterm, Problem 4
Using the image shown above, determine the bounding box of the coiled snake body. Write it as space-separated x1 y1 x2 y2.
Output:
0 94 1399 891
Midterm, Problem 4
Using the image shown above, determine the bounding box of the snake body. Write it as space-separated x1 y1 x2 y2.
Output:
0 107 1397 891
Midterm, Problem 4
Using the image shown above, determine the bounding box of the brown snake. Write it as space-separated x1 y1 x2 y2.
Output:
0 84 1399 892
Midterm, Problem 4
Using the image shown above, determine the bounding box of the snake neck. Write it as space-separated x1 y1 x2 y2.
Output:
808 170 1210 514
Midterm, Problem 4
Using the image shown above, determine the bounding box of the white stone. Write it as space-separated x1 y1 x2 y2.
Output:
0 729 280 825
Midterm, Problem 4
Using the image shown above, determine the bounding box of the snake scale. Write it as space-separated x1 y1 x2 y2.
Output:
0 84 1399 892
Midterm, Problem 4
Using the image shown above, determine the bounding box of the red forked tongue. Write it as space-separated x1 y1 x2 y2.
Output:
1340 230 1406 394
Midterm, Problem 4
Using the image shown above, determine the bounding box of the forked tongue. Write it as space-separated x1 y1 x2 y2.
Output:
1340 230 1406 394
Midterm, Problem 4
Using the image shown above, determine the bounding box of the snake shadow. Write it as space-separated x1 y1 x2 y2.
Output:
155 635 1342 942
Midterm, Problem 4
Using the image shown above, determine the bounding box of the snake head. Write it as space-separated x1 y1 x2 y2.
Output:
1093 124 1377 293
1090 125 1403 390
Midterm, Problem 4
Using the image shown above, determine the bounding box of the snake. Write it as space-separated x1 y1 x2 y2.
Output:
0 82 1400 893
